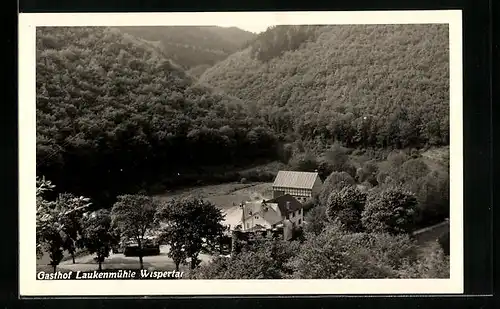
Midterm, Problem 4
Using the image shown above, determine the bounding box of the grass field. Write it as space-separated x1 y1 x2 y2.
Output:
155 181 273 211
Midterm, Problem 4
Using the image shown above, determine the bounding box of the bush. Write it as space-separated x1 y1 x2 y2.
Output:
317 160 334 181
318 171 356 206
325 186 367 232
289 225 419 279
398 242 450 278
387 151 409 169
413 170 450 227
398 158 430 183
302 196 318 213
303 205 328 236
361 186 418 235
288 152 318 172
191 236 301 279
324 142 356 177
355 161 379 186
240 177 248 184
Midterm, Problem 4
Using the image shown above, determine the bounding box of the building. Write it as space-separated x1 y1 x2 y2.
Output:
239 194 304 233
272 170 323 202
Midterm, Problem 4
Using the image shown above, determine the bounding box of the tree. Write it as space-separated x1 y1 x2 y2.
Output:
111 194 159 270
156 197 225 270
303 205 327 236
318 171 355 206
325 186 367 232
288 152 318 172
324 142 356 177
289 224 419 279
356 161 379 186
361 186 418 235
398 158 430 184
57 193 89 264
36 176 90 272
317 160 334 181
386 150 409 169
414 170 450 226
288 224 351 279
398 242 450 278
36 176 56 259
80 209 119 271
190 235 300 279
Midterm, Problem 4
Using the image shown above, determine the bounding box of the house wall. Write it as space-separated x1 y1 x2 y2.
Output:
311 177 323 197
285 208 304 227
273 186 312 201
241 212 273 232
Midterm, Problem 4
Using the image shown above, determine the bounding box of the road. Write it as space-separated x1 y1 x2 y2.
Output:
38 245 215 272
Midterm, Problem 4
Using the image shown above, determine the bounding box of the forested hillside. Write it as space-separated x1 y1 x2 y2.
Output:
36 27 278 207
116 26 256 71
199 24 450 149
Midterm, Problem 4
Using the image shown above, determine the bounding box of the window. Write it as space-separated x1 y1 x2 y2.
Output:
291 212 294 218
246 223 249 229
255 216 259 219
298 219 301 225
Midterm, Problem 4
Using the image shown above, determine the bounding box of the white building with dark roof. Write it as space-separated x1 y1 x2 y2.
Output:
272 170 323 202
238 194 304 233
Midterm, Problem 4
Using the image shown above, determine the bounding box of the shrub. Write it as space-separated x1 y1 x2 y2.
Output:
325 186 367 232
413 170 450 227
240 177 248 184
355 161 379 186
303 205 328 236
398 158 430 183
324 142 356 177
398 242 450 278
289 225 419 279
317 160 334 181
361 186 418 235
318 171 356 206
288 152 318 172
387 151 409 169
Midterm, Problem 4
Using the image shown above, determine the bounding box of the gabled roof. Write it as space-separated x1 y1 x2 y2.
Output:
241 201 282 226
272 171 320 189
265 194 303 216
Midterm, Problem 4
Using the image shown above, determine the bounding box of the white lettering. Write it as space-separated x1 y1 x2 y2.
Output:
37 271 45 280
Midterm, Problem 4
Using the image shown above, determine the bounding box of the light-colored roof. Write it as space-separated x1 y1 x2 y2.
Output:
242 201 282 225
272 171 319 189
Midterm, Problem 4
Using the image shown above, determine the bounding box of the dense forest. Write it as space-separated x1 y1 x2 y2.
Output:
36 25 451 279
199 24 449 149
36 27 278 207
116 26 256 71
36 25 450 218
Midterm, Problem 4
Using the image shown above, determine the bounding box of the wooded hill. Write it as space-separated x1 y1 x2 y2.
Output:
199 24 450 149
36 27 278 207
116 26 256 71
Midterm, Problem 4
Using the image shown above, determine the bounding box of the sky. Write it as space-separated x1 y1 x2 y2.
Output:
232 24 273 34
214 24 274 34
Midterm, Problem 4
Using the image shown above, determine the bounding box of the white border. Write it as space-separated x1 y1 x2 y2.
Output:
19 10 463 296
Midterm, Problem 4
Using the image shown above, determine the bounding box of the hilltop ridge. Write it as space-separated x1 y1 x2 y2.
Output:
199 24 450 149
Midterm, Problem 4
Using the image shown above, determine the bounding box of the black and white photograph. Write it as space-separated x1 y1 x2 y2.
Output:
19 11 463 296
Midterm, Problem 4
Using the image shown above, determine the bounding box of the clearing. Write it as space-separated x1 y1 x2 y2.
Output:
155 181 273 211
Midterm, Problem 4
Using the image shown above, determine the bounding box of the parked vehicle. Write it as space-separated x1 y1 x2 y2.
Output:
112 235 161 256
